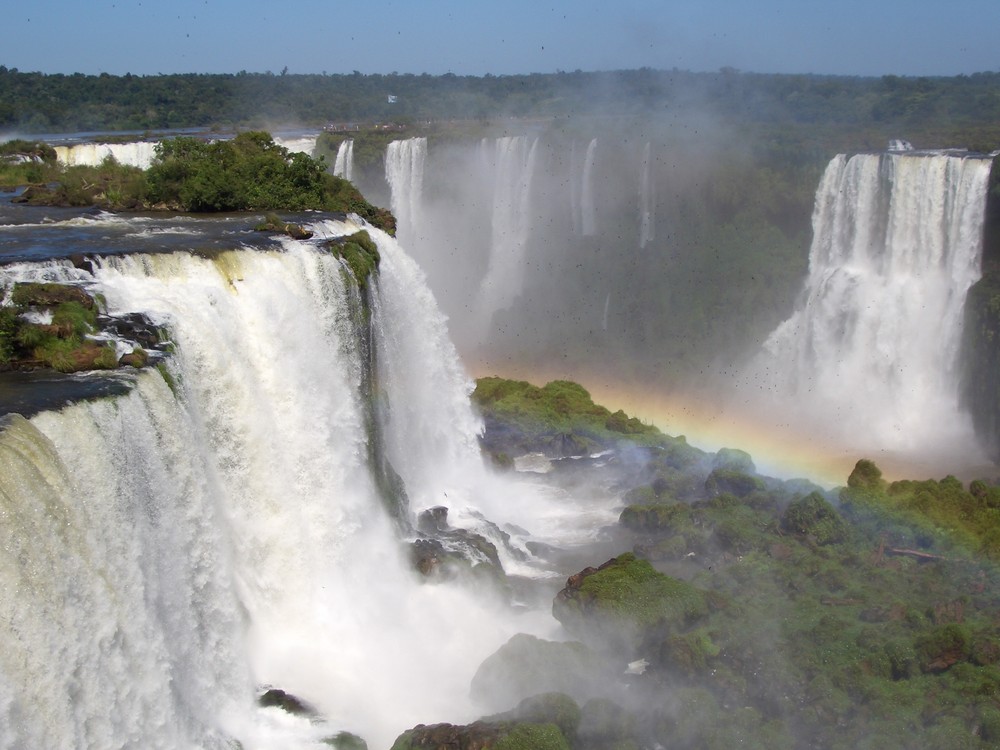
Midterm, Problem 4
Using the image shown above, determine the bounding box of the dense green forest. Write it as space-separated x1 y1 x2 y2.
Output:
1 66 999 136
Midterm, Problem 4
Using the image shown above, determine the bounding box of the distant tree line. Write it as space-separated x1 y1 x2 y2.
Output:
1 65 999 135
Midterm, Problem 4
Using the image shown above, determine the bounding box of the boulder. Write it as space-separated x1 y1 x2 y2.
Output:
389 720 569 750
258 687 315 716
553 554 710 650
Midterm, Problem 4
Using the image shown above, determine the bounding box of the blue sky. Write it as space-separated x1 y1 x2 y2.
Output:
5 0 997 78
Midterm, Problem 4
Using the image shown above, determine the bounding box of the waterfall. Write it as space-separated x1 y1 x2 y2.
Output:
273 135 318 156
747 151 992 457
333 139 354 181
580 138 598 237
385 138 427 243
0 219 556 749
638 141 655 248
55 141 159 169
477 136 539 322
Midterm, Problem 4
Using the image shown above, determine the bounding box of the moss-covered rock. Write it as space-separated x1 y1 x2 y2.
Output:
325 230 381 289
389 720 569 750
254 212 313 239
660 627 721 675
553 553 710 649
915 624 972 673
711 447 756 474
10 282 96 310
486 693 581 743
781 492 848 545
618 502 691 534
472 377 671 459
705 468 766 497
323 731 368 749
847 458 886 491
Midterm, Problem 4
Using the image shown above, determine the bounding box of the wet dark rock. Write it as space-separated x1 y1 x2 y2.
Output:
410 538 447 576
118 347 149 368
258 687 315 716
417 506 450 534
324 731 368 750
98 312 165 350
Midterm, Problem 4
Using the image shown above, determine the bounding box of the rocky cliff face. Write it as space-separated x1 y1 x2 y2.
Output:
962 156 1000 459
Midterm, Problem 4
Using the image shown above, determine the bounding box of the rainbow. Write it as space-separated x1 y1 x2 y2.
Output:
469 362 997 489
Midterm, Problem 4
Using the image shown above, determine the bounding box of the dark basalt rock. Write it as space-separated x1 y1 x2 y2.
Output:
258 687 316 716
98 312 166 350
409 504 520 581
410 538 447 576
417 505 449 534
324 732 368 750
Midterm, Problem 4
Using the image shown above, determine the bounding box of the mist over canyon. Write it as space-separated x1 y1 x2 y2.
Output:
4 103 1000 749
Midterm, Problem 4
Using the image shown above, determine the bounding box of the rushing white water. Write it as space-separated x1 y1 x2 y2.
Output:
638 141 656 248
272 135 318 156
54 141 159 169
0 218 596 749
580 138 598 237
743 151 993 462
385 138 427 243
477 136 539 323
333 139 354 181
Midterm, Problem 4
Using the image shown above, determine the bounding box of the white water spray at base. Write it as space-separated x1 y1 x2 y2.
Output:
0 220 582 749
741 151 993 466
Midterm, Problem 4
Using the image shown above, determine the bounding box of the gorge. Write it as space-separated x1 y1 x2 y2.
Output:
5 127 1000 749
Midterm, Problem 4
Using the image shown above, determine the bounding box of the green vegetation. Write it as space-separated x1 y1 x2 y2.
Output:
145 131 332 211
389 720 571 750
553 553 711 645
324 230 381 289
0 139 59 188
254 213 313 239
458 382 1000 748
9 132 396 231
472 377 664 458
2 66 999 136
0 282 132 373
